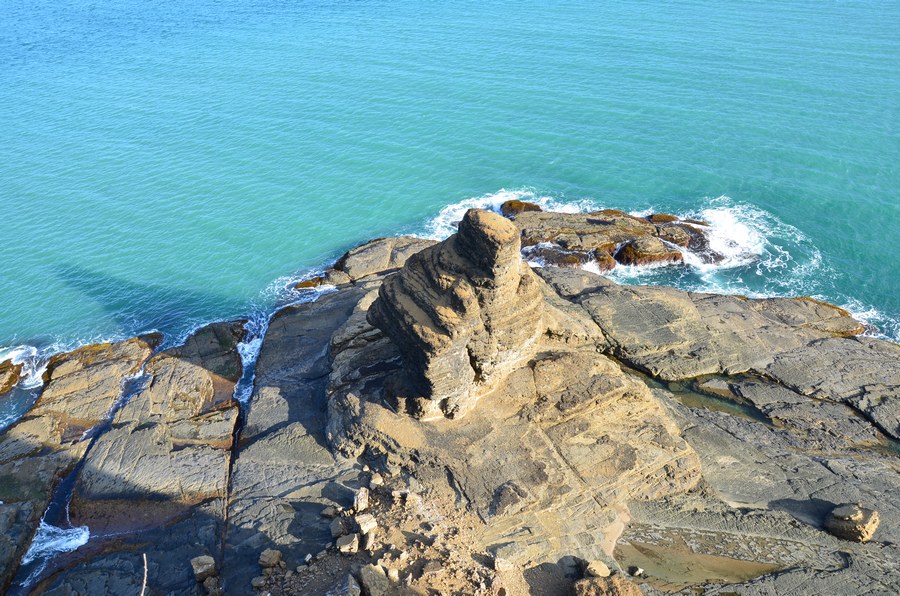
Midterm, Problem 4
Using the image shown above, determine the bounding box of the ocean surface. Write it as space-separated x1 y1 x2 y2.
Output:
2 0 898 370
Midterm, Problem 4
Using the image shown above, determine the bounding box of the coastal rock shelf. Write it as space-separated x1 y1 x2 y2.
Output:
0 207 897 595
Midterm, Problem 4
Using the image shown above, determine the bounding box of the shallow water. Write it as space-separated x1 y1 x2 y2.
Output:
1 0 897 355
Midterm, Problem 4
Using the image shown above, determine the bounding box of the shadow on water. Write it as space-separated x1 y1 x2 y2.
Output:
54 264 251 345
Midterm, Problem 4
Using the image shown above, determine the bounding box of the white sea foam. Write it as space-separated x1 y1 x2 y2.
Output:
422 188 599 240
18 520 90 587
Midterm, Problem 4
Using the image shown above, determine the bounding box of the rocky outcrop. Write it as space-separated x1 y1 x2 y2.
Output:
509 208 722 272
3 206 898 595
367 209 544 419
0 336 158 592
35 322 245 595
613 236 682 266
0 360 23 396
535 267 866 381
324 209 701 571
499 199 542 217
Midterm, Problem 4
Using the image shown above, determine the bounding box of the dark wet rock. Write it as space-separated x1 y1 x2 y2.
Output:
333 236 437 282
367 209 544 419
500 199 542 217
613 236 682 266
0 335 157 592
524 243 597 268
294 276 325 289
0 360 23 396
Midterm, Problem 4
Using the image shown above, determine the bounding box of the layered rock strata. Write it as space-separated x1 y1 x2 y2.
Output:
1 205 898 594
367 209 545 419
0 336 159 592
506 205 720 271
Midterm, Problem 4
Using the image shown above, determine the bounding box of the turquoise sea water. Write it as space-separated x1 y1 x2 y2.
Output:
1 0 898 364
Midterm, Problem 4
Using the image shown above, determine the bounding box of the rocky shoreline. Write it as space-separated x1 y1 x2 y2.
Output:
1 204 897 595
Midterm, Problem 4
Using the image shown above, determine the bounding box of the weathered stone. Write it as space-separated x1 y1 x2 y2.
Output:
203 575 223 596
825 504 880 543
336 533 359 554
355 513 377 535
259 548 283 568
354 487 369 513
584 560 611 578
321 505 339 518
368 209 544 419
0 360 23 395
331 517 349 538
358 563 390 596
334 236 437 282
191 555 217 582
362 527 378 551
499 199 542 217
250 575 266 589
0 335 158 592
571 575 642 596
613 236 682 266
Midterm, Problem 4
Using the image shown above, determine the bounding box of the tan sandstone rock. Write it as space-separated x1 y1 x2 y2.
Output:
368 209 544 419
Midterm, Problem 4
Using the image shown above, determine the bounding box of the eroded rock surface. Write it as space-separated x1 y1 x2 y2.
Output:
510 208 722 271
0 336 158 592
0 360 23 396
38 322 244 595
368 209 545 419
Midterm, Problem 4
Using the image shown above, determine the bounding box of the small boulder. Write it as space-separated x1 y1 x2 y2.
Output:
0 360 23 395
258 548 283 568
354 487 369 512
320 505 340 518
190 555 217 582
336 574 363 596
331 516 349 538
584 560 611 578
500 199 542 217
355 513 378 535
825 504 880 542
337 533 360 554
614 237 682 266
359 564 391 596
250 576 266 589
203 576 223 596
363 527 379 551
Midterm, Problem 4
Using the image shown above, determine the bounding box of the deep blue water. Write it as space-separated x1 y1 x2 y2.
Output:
1 0 897 366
